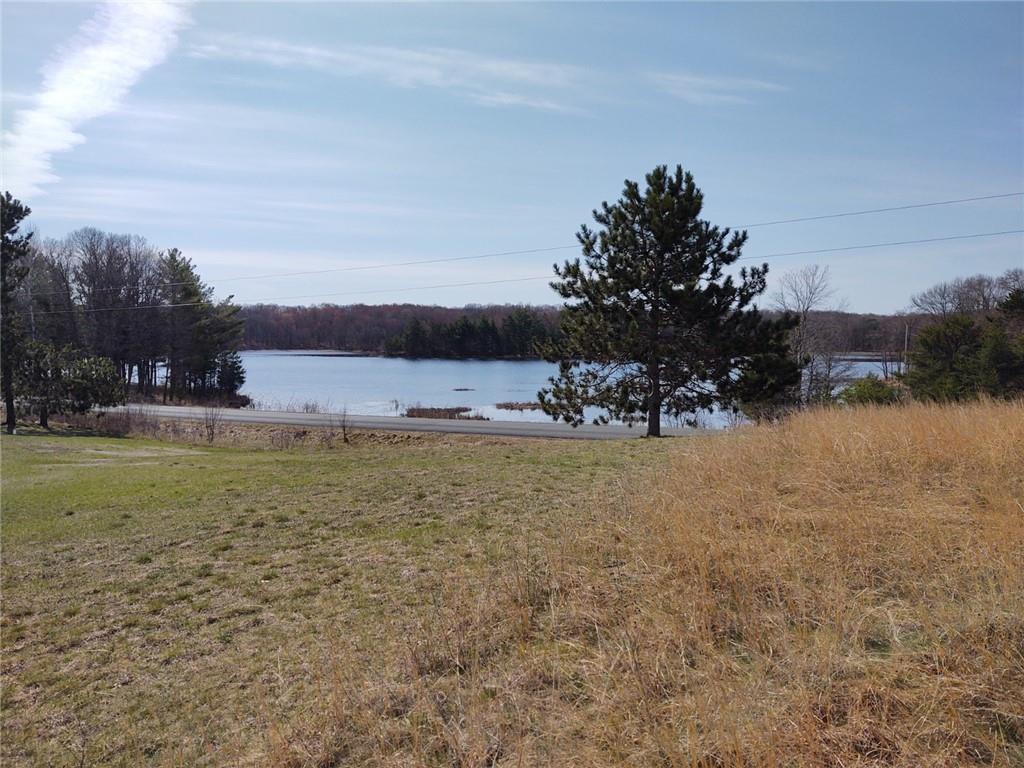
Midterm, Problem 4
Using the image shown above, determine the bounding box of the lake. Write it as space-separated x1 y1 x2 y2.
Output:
240 351 564 423
239 350 899 425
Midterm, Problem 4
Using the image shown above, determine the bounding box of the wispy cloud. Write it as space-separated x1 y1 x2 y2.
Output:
2 1 192 198
648 71 787 105
190 36 582 113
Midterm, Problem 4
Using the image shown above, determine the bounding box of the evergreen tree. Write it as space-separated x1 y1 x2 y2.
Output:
1 192 33 433
974 324 1024 396
16 341 123 428
903 315 982 401
157 250 244 400
502 307 547 357
539 165 799 436
477 317 502 357
215 350 247 395
404 318 430 357
903 311 1024 401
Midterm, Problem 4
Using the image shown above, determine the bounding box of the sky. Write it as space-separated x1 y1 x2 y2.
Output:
2 1 1022 314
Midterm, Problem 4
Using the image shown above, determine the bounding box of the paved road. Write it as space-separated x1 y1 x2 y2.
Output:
117 404 698 440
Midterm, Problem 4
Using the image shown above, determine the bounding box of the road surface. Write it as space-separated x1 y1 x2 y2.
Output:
116 404 698 440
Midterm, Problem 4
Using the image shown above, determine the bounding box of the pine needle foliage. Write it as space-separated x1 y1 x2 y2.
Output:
540 165 799 436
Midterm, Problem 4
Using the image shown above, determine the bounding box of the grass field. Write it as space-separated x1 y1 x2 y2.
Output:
0 426 672 766
3 401 1023 767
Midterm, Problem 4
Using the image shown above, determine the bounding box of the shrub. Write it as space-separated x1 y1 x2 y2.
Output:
840 373 900 406
905 313 1024 401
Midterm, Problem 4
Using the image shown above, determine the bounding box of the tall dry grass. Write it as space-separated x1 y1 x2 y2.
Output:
268 399 1024 767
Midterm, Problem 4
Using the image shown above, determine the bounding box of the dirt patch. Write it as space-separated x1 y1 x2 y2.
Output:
22 441 202 458
82 447 201 457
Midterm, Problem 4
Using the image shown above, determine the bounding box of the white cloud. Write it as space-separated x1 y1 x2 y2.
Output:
190 36 582 113
648 71 787 105
2 1 192 198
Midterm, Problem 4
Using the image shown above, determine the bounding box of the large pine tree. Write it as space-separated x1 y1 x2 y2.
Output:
1 192 33 433
540 165 799 436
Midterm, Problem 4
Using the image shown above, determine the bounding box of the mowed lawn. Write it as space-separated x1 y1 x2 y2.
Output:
0 428 672 766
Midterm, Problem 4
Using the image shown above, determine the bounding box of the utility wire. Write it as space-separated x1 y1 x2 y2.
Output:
28 245 580 299
28 191 1024 299
34 276 554 315
32 228 1024 315
209 245 577 283
735 191 1024 228
740 228 1024 262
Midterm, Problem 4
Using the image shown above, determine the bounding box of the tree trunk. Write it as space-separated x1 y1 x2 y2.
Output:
3 353 15 435
646 364 661 437
39 404 48 429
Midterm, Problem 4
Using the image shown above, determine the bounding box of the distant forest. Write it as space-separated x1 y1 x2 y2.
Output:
240 302 917 359
240 304 562 358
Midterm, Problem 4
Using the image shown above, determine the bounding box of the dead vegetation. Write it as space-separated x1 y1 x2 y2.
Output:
269 399 1024 767
404 406 489 420
494 401 544 411
57 409 444 449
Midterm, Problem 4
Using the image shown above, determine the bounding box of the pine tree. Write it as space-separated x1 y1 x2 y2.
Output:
16 341 123 428
540 165 799 436
1 193 33 433
215 350 247 396
903 315 981 401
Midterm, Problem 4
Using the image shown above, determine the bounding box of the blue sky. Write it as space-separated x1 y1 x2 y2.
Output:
2 1 1021 313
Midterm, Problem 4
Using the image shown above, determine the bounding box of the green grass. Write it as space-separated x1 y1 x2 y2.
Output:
0 429 670 767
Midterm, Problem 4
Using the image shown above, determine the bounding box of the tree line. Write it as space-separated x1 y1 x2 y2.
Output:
910 271 1023 316
240 302 561 357
382 307 559 358
1 192 246 433
241 297 919 362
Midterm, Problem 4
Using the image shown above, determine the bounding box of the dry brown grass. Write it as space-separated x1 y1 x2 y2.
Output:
270 399 1024 767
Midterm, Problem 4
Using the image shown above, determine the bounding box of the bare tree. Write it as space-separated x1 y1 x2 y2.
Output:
202 405 223 444
323 407 351 448
911 281 958 316
998 268 1024 295
911 271 1018 317
955 274 1002 312
773 265 852 403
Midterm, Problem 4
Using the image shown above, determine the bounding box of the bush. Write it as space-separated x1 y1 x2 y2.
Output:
15 342 124 427
904 313 1024 401
840 373 900 406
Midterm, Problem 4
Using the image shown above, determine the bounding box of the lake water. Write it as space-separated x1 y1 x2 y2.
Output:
240 350 898 425
240 351 564 423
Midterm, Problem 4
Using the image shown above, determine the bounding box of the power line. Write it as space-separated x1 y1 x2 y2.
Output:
735 192 1024 228
209 245 577 283
28 244 580 299
34 275 554 315
246 275 554 303
32 227 1024 315
741 228 1024 262
27 191 1023 299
